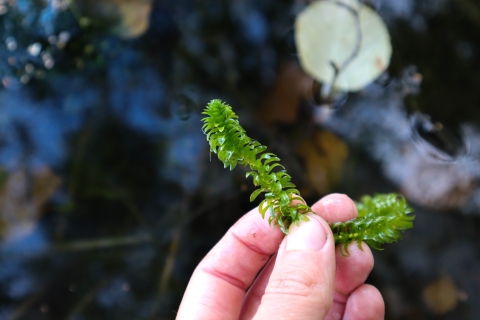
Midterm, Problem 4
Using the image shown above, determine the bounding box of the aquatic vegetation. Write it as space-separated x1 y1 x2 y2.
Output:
202 99 414 254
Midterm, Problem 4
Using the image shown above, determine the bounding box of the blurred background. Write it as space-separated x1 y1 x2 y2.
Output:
0 0 479 319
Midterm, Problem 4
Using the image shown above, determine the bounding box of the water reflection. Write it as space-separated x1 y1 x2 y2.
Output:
310 79 348 110
317 68 480 212
108 55 166 135
281 27 297 56
169 93 198 121
410 112 468 162
0 92 75 168
0 0 480 319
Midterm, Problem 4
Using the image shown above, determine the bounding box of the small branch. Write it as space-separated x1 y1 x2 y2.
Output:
53 234 152 252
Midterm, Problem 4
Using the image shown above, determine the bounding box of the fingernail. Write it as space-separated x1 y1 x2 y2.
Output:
286 216 327 251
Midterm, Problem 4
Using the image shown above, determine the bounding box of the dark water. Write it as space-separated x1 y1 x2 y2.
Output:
0 0 479 319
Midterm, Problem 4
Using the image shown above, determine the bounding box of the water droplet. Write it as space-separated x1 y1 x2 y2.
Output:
59 31 71 42
170 94 197 121
6 37 17 51
28 43 42 56
57 31 71 49
410 112 467 161
7 56 16 65
25 64 34 73
41 52 55 69
44 59 55 69
48 35 57 44
20 75 30 84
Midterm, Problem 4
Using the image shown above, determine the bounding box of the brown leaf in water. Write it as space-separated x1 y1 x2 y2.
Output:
296 130 348 196
113 0 152 38
422 276 467 315
83 0 152 39
259 62 312 125
0 167 61 239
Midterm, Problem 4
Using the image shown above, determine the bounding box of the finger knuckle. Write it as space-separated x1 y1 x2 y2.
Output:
267 267 319 297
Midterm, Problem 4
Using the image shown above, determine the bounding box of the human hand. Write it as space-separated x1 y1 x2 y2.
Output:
176 194 384 319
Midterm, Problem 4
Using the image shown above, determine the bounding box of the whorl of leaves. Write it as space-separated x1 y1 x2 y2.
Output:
202 99 415 252
202 99 312 233
331 194 415 255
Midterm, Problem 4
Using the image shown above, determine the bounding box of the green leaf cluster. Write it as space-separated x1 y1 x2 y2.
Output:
202 99 415 251
331 194 415 255
202 99 312 233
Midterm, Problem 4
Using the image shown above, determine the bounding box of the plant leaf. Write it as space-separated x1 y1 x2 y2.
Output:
250 188 263 202
295 1 391 91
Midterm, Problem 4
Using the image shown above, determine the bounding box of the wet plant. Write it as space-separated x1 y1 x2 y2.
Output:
202 99 414 254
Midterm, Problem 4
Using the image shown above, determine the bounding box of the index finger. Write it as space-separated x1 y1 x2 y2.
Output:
176 206 284 320
311 193 358 223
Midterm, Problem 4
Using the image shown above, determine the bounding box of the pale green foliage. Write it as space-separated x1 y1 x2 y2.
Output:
202 99 414 252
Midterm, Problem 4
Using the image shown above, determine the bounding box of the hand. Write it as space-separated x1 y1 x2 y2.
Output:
177 194 384 319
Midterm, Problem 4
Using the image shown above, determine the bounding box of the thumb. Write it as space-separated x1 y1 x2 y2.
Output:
254 214 336 320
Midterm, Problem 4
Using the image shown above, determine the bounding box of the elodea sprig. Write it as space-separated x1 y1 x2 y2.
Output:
333 193 414 255
202 99 414 252
202 99 312 233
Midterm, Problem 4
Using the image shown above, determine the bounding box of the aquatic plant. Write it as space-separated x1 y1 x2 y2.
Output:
202 99 414 254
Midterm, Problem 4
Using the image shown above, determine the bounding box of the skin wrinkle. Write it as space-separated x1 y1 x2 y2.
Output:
185 271 245 320
266 265 329 297
200 266 250 291
199 211 284 294
333 291 348 304
257 296 329 320
267 273 318 297
265 247 334 299
197 290 234 318
232 209 284 254
240 253 278 320
231 228 275 258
